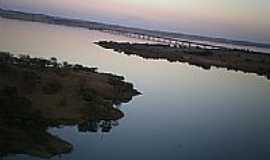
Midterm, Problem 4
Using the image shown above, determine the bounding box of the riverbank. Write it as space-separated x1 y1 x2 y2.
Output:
96 41 270 79
0 52 140 158
0 8 107 30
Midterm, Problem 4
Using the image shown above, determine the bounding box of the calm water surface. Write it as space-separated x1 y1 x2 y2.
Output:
1 18 270 160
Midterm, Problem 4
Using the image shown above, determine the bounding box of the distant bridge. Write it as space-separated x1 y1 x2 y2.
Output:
98 29 222 49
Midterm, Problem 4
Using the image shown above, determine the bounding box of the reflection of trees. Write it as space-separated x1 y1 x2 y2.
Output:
78 120 119 133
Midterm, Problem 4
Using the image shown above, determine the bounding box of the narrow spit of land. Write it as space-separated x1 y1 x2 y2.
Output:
96 41 270 79
0 52 140 158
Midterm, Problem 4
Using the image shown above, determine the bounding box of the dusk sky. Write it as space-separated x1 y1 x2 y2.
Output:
1 0 270 43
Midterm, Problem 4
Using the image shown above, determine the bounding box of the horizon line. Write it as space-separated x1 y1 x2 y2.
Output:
1 7 270 48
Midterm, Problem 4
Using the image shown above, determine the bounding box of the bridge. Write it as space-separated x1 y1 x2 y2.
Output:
97 29 221 49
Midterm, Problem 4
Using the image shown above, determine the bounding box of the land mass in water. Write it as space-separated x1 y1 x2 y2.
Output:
0 8 270 50
96 41 270 79
0 52 140 158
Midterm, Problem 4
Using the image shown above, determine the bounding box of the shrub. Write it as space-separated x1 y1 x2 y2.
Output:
80 88 97 102
0 86 18 97
42 81 62 95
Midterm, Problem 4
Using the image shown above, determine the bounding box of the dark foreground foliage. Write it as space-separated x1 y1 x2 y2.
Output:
0 51 140 158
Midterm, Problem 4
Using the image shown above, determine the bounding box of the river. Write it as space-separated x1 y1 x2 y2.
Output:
1 18 270 160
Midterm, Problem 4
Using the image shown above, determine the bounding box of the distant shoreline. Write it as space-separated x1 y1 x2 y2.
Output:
1 8 270 51
96 41 270 80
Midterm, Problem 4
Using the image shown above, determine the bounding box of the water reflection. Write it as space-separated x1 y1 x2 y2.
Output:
1 18 270 160
78 120 119 133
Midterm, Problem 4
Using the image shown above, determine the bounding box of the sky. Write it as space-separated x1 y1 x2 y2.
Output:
1 0 270 43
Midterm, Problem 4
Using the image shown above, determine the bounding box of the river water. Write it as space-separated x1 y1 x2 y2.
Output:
1 18 270 160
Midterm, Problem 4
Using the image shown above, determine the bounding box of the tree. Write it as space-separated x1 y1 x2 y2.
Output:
50 57 58 67
63 61 68 67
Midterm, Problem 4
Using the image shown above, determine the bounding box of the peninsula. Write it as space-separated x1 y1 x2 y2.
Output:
0 52 140 158
96 41 270 79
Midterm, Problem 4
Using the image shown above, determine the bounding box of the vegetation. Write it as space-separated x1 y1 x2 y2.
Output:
96 41 270 79
0 51 140 158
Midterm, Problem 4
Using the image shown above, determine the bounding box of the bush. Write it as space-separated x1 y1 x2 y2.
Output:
42 81 62 95
80 88 97 102
59 96 67 107
0 86 18 97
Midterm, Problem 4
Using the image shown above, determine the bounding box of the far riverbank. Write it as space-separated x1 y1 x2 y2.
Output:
96 41 270 80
